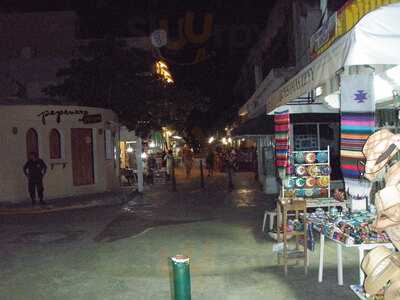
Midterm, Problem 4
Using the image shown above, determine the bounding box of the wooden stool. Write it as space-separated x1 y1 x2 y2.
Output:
277 197 308 276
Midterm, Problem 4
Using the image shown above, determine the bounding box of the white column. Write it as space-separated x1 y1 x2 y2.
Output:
136 136 144 192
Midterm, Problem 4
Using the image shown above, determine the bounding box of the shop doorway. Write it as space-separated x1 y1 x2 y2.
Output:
71 128 94 186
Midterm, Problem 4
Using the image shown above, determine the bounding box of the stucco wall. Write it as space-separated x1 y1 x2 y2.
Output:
0 105 120 202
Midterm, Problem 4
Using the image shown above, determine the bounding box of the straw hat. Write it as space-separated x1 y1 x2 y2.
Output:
362 246 400 295
363 129 400 182
386 225 400 251
375 184 400 218
385 279 400 300
386 161 400 186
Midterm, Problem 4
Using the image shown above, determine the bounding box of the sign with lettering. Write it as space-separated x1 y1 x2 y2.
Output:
280 67 314 101
38 109 89 125
311 0 400 58
82 114 102 124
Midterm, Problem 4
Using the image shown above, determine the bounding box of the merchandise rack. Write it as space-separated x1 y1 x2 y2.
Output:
282 147 331 199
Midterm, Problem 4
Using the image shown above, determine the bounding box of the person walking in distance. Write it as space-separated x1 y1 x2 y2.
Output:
182 145 194 178
23 152 47 205
206 148 215 177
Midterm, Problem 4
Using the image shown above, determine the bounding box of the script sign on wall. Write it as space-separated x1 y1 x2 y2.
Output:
38 109 89 125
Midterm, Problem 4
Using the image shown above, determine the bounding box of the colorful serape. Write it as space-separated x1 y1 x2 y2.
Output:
340 112 375 179
340 72 375 211
274 110 290 179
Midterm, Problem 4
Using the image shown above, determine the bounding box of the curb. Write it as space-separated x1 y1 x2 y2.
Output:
0 190 141 216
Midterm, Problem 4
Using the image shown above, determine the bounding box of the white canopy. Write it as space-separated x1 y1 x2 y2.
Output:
268 3 400 113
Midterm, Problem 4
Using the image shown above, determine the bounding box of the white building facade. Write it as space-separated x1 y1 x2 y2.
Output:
0 103 120 202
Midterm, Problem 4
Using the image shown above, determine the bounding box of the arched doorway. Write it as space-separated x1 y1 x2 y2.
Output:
26 128 39 158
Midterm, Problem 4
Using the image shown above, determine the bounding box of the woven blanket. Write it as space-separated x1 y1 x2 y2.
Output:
340 73 375 211
274 110 290 179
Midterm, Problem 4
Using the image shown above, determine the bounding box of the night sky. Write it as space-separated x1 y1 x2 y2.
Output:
2 0 277 134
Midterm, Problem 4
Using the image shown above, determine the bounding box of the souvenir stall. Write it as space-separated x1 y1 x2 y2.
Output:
267 2 400 298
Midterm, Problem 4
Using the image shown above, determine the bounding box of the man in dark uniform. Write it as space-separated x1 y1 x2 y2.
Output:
23 152 47 205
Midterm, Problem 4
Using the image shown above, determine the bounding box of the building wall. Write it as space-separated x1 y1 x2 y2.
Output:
0 105 120 202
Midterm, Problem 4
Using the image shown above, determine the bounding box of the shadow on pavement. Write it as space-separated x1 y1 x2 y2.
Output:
94 212 214 243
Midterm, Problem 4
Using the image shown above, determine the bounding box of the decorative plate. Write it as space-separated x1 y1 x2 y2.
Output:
295 177 306 188
295 152 305 164
317 176 330 187
295 189 306 197
320 166 331 176
296 165 307 176
305 152 316 163
317 152 328 163
308 165 320 177
305 177 316 188
305 189 314 197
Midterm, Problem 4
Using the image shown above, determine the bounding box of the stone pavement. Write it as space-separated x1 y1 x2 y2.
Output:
0 168 360 300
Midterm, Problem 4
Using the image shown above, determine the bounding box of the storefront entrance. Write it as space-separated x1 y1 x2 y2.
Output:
71 128 94 186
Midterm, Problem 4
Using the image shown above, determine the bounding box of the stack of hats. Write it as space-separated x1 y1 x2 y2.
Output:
361 129 400 299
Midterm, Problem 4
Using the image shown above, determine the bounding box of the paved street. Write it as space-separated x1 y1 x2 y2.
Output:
0 168 359 300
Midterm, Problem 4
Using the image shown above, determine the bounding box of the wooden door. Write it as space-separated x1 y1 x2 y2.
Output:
26 128 39 158
71 128 94 186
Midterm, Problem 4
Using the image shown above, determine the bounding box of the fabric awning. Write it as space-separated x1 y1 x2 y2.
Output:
267 3 400 113
232 114 274 138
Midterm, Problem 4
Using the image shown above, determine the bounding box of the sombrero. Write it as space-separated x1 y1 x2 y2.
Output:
385 279 400 300
386 225 400 251
386 161 400 186
375 184 400 217
363 129 400 182
363 246 400 295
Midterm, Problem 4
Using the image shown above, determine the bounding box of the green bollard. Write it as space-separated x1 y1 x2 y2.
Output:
170 255 191 300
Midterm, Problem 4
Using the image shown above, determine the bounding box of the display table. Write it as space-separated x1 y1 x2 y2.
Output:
308 212 393 286
317 232 394 286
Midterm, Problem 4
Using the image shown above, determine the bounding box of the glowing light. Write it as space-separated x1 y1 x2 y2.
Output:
227 137 232 144
149 141 156 148
126 146 134 153
208 136 215 144
221 137 227 145
173 136 182 140
141 152 148 159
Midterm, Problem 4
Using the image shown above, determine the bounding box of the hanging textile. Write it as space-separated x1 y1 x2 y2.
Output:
340 72 375 211
274 109 290 179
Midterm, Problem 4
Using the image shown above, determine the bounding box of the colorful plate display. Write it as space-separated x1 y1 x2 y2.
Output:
296 177 306 188
317 176 330 187
305 177 316 188
320 188 329 197
295 152 305 164
313 188 321 197
296 165 307 176
295 189 306 197
320 166 331 176
308 165 320 177
317 152 328 163
305 152 316 163
305 189 314 197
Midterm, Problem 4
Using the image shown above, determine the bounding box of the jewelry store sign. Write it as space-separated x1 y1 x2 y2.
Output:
280 67 314 102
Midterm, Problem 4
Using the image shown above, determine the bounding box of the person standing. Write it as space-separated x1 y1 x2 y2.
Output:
164 150 174 180
206 148 215 177
182 146 194 178
23 152 47 205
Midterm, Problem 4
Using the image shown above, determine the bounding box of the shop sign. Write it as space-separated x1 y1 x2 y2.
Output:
311 0 400 58
82 114 102 124
280 67 314 102
310 12 337 57
38 109 89 125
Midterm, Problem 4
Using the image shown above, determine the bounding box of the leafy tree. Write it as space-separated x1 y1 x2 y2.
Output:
44 36 210 139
